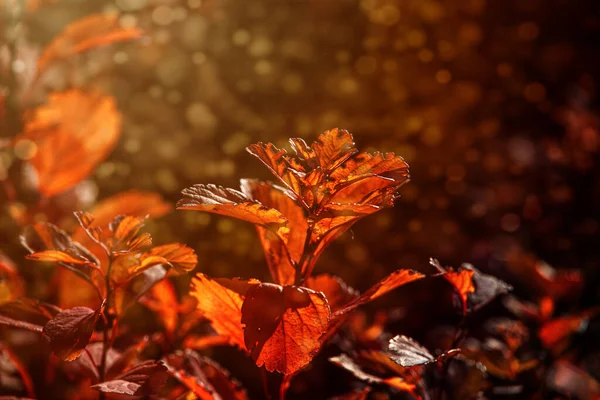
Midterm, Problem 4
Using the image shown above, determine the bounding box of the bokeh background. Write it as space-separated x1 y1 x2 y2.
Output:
1 0 600 397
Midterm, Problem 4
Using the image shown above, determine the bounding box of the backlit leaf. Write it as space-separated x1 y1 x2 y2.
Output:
538 307 600 350
141 279 179 340
241 283 330 375
305 274 357 312
240 179 305 285
43 306 99 361
189 273 252 350
21 222 100 281
25 249 94 265
146 243 197 273
178 184 289 239
334 269 425 318
16 90 121 198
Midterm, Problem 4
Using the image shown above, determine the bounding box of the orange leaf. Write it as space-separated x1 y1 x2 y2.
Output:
178 184 288 232
241 283 331 375
37 13 143 73
189 273 254 350
15 91 121 197
73 190 171 244
240 179 306 285
107 215 152 254
334 269 425 318
43 306 99 361
146 243 197 273
330 354 417 395
431 259 512 313
141 279 179 339
110 253 168 284
539 307 600 350
21 222 100 281
305 274 357 312
26 249 94 265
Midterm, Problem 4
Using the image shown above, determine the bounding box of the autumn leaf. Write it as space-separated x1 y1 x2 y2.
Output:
431 259 512 313
43 306 99 361
305 274 357 312
180 129 410 284
387 335 460 367
329 354 417 395
178 184 289 238
72 190 171 245
91 360 168 398
164 350 248 400
145 243 197 274
240 179 305 286
334 269 425 318
26 249 95 265
241 283 330 375
110 253 168 284
37 13 143 74
15 90 121 198
112 265 168 316
21 222 101 284
189 273 254 350
538 307 600 351
140 279 179 340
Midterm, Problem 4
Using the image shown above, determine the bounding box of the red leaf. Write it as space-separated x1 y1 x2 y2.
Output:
43 306 99 361
92 360 168 397
241 283 331 375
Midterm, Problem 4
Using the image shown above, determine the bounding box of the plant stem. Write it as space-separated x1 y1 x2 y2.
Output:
437 314 467 400
99 255 114 388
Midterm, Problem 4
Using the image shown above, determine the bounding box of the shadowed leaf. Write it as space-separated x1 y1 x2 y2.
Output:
387 335 460 367
43 306 99 361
